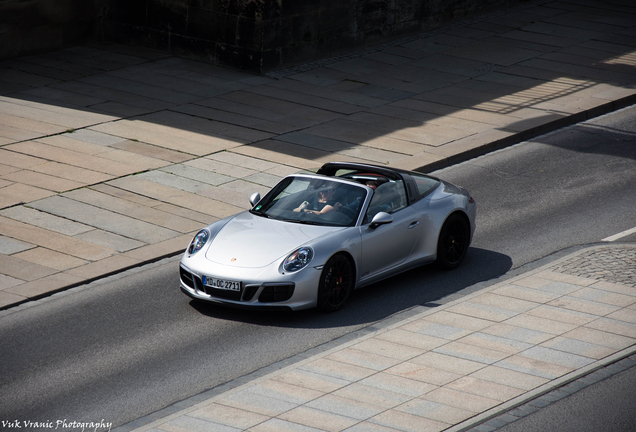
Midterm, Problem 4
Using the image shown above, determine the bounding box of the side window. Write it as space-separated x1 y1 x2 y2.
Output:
412 173 439 197
364 180 407 222
334 169 356 178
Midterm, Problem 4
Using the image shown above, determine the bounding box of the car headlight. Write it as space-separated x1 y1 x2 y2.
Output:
283 247 313 272
188 229 210 255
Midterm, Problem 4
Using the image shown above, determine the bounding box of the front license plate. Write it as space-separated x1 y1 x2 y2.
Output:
202 275 241 291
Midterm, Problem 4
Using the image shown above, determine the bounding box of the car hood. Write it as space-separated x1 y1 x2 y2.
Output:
205 212 343 268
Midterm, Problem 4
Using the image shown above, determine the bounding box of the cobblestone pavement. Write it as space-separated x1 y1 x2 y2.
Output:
550 246 636 288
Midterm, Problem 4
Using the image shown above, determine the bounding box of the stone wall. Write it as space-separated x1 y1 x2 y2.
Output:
1 0 517 72
0 0 105 59
103 0 513 72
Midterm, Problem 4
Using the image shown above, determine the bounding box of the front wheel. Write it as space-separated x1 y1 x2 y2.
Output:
317 254 353 312
436 213 470 269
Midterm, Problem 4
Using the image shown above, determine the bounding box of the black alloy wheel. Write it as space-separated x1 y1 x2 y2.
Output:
436 213 470 269
317 254 353 311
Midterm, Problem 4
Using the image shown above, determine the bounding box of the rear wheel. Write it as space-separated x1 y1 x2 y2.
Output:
317 254 353 312
436 213 470 269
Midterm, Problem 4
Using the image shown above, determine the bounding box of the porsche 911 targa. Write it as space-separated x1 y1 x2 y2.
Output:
180 162 476 311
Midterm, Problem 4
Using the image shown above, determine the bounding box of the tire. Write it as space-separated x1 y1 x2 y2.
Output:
436 213 470 270
317 254 353 312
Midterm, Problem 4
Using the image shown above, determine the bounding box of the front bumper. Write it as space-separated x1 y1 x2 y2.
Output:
179 261 321 311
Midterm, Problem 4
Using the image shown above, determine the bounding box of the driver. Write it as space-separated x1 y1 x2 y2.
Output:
294 187 341 215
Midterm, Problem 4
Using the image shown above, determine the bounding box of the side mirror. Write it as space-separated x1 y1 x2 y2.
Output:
249 192 261 207
370 212 393 228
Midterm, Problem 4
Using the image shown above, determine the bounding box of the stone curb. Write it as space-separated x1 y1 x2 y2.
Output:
417 94 636 174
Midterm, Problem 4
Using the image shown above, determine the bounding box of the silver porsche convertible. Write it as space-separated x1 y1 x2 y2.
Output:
179 162 476 311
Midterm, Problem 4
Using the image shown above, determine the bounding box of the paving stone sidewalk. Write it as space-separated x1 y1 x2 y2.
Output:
1 0 636 309
114 243 636 432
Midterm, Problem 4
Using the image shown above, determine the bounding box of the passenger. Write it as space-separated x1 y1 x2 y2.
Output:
367 181 395 215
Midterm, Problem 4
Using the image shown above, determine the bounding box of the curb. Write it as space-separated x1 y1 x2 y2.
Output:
416 95 636 174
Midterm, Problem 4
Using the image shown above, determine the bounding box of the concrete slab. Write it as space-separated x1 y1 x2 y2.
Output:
184 157 259 179
0 288 26 309
75 229 145 253
122 233 193 262
190 403 269 429
274 78 388 108
0 206 94 236
0 235 34 254
108 140 196 163
0 149 47 169
2 169 84 192
469 365 548 390
231 140 346 169
63 254 143 281
90 119 246 157
0 183 56 206
4 272 83 299
14 247 88 271
35 134 115 155
137 170 216 194
29 195 179 244
49 80 174 111
325 347 402 371
18 85 106 107
198 186 253 209
278 405 358 432
0 96 117 129
410 351 484 375
106 177 244 218
7 141 141 176
480 323 554 345
361 372 438 398
0 215 116 261
0 111 67 136
246 84 363 115
447 38 544 66
271 369 350 394
95 148 169 171
31 161 114 184
369 409 450 432
78 74 199 105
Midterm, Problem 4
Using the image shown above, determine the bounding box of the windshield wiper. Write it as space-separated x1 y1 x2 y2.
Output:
283 219 323 226
249 209 275 219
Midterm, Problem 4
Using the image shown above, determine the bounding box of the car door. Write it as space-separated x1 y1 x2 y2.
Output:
357 181 421 282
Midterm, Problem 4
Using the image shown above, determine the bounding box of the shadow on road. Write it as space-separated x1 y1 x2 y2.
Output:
189 247 512 329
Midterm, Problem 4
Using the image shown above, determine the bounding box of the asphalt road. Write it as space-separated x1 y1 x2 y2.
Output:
1 106 635 429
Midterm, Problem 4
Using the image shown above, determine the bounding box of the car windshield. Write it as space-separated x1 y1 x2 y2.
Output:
251 176 367 227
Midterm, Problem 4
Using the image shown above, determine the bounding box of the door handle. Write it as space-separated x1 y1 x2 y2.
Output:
408 221 419 229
